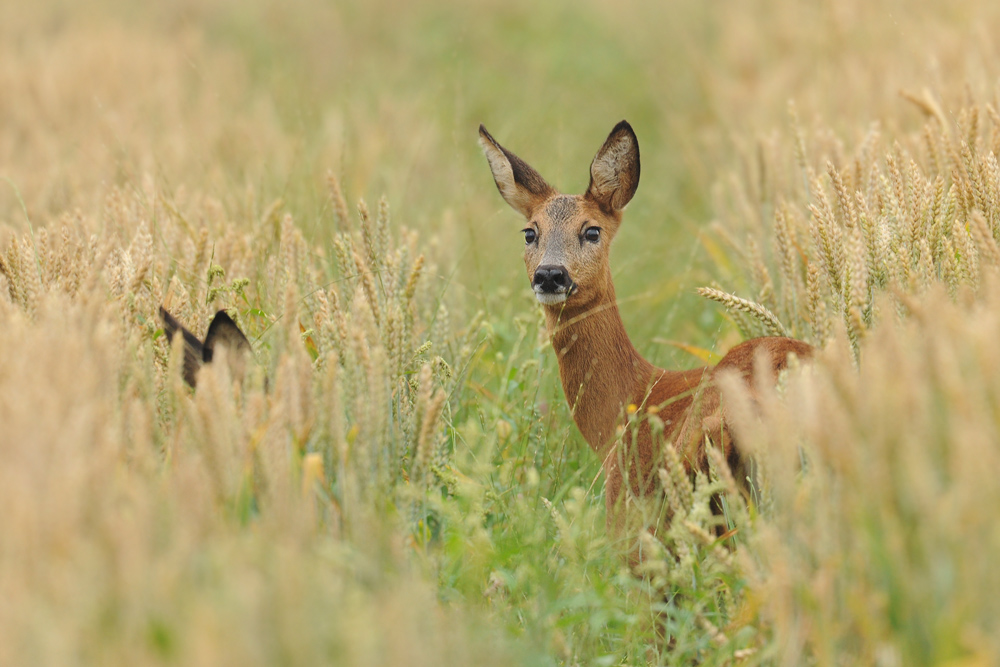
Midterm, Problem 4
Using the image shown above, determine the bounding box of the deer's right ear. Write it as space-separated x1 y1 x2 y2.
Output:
479 125 554 218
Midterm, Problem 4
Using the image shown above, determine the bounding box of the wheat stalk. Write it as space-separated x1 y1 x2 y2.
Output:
697 286 789 337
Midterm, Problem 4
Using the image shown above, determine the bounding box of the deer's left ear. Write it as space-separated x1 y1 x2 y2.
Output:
586 120 640 213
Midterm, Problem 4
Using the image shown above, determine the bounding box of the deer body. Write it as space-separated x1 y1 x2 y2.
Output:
479 121 811 538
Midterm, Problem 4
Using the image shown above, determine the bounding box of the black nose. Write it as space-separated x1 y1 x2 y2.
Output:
533 265 570 292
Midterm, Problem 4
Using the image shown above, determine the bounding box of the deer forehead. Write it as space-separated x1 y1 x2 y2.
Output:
542 195 578 225
534 195 604 229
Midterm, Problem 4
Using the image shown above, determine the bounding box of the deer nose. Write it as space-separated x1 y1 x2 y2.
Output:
533 265 570 293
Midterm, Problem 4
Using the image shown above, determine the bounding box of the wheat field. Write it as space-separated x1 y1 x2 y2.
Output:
2 0 1000 665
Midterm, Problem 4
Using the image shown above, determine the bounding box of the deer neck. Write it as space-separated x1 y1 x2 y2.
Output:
544 279 659 453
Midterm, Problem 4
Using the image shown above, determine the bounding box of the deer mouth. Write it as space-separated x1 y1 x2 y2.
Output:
533 282 576 305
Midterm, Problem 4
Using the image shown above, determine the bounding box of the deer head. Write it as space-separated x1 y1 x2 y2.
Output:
479 121 640 311
160 307 251 387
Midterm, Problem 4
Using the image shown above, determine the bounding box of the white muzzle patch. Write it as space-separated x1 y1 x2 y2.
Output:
534 290 568 305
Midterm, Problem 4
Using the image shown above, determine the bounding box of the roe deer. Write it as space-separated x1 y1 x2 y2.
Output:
160 307 252 388
479 121 811 548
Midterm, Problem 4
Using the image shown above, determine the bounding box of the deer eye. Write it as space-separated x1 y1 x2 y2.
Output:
523 228 537 244
583 227 601 243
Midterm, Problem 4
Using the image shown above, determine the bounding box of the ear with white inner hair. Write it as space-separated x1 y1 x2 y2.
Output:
586 120 640 213
478 124 554 218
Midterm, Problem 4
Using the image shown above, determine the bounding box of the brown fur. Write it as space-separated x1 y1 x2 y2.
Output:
479 121 812 544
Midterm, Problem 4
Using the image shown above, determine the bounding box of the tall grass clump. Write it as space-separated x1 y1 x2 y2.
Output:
0 178 541 665
699 89 1000 664
702 94 1000 357
715 283 1000 664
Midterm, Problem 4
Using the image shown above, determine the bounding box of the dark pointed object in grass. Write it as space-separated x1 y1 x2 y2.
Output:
160 306 251 388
